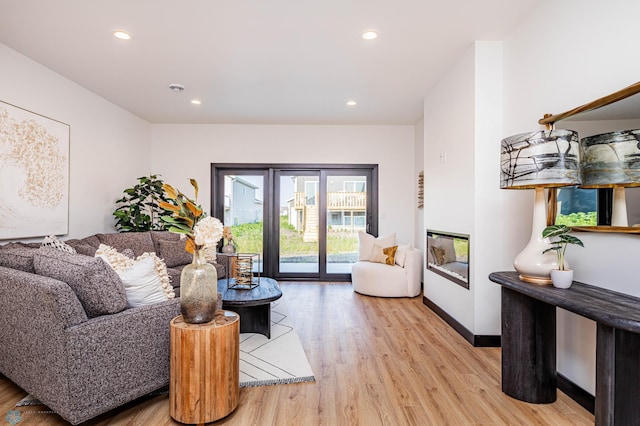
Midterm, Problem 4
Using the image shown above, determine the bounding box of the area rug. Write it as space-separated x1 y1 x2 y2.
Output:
15 298 314 411
239 298 315 387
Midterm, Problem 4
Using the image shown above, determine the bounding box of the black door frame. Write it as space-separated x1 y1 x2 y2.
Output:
211 163 378 281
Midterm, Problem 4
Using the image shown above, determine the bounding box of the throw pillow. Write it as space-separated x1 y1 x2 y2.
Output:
433 238 456 264
358 231 397 261
395 244 410 267
157 239 192 268
117 256 170 308
370 244 398 266
41 235 77 253
431 246 446 265
96 244 175 301
33 248 128 317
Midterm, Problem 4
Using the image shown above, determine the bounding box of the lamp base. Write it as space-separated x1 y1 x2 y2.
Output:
513 187 560 285
518 274 552 285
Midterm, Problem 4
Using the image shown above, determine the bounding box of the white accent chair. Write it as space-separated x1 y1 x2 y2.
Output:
351 246 422 297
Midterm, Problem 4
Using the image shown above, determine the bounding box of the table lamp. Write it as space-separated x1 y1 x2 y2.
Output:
501 129 581 284
580 129 640 227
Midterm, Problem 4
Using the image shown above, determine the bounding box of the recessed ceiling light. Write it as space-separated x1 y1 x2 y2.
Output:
191 99 202 105
362 30 378 40
346 100 357 107
113 30 132 40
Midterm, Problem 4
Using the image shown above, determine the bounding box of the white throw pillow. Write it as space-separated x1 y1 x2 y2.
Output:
41 235 77 253
96 244 175 304
358 231 397 261
395 244 410 267
118 257 168 308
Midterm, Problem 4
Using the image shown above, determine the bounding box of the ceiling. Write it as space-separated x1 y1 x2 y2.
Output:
0 0 540 125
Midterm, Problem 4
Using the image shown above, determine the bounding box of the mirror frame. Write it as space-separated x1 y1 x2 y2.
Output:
541 81 640 233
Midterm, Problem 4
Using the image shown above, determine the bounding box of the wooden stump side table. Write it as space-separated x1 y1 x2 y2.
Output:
170 310 240 425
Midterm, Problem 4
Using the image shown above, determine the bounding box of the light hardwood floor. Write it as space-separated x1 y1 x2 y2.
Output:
0 282 594 425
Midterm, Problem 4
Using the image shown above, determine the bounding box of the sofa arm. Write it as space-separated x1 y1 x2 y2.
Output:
0 266 89 415
403 248 423 297
55 298 181 424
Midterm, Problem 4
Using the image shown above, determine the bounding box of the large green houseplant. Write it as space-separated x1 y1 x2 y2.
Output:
113 174 174 232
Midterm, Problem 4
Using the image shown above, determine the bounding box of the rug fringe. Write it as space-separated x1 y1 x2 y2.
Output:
240 375 316 388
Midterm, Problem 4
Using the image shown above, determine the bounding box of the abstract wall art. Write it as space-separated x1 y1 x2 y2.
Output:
0 101 70 239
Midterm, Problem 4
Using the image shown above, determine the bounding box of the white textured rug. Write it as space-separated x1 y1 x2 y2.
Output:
239 298 315 387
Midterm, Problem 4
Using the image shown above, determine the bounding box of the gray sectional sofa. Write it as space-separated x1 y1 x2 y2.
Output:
0 231 225 424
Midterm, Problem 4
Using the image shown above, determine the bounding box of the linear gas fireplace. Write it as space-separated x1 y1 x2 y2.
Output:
426 230 470 289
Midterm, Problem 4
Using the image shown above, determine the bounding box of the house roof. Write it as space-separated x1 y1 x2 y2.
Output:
0 0 539 125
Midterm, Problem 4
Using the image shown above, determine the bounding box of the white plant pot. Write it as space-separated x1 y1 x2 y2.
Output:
550 269 574 289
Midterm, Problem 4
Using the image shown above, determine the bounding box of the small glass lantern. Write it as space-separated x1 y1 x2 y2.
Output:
227 253 261 290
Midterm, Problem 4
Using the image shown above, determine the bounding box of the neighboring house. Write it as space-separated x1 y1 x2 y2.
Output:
287 176 366 242
224 176 263 226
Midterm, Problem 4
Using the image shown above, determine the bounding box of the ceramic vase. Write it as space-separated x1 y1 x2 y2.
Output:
550 269 573 289
180 248 218 323
221 240 236 254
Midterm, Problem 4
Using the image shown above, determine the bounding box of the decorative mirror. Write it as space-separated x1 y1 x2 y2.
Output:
541 82 640 233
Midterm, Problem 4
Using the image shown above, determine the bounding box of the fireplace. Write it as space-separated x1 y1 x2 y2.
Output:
426 230 470 289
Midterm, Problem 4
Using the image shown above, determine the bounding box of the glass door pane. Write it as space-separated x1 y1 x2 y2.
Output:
278 173 319 274
326 175 366 274
223 174 264 274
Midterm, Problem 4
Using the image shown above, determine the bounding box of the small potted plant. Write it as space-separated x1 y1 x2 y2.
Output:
542 224 585 288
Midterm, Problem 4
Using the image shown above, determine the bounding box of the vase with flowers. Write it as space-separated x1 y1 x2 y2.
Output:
160 179 224 323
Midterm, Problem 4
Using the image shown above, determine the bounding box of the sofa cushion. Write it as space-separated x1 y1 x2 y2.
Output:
65 240 96 256
0 243 39 273
33 248 127 317
149 230 180 250
97 232 156 257
157 239 192 268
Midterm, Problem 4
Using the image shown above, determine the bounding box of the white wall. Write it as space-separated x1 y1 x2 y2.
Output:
423 42 506 335
150 124 416 244
423 45 476 330
0 43 152 240
473 42 505 335
503 0 640 394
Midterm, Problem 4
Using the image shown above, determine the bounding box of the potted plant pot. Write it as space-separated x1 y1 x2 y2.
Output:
550 269 573 289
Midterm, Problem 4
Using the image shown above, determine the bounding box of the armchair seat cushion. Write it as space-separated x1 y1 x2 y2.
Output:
351 246 422 298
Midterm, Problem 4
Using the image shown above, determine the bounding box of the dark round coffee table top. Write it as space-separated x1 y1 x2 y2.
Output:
217 277 282 307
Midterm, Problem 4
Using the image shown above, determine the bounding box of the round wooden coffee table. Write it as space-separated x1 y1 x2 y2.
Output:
217 277 282 338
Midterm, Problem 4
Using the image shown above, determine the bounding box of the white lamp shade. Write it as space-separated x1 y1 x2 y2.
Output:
501 129 581 189
580 129 640 188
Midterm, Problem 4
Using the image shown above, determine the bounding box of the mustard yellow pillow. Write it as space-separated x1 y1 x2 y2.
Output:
431 246 446 265
370 244 398 266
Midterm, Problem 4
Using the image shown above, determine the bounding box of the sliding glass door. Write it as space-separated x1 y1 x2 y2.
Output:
212 164 377 281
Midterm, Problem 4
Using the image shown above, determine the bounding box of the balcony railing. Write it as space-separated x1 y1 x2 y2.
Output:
294 192 366 210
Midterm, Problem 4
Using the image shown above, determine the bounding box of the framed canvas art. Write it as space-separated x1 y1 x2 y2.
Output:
0 101 70 239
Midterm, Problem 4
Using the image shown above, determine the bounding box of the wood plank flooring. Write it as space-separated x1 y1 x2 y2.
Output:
0 282 594 425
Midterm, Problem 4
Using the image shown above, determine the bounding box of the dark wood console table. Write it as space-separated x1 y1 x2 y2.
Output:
489 271 640 426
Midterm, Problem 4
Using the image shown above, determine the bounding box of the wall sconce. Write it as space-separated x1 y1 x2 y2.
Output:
580 130 640 227
501 129 581 284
